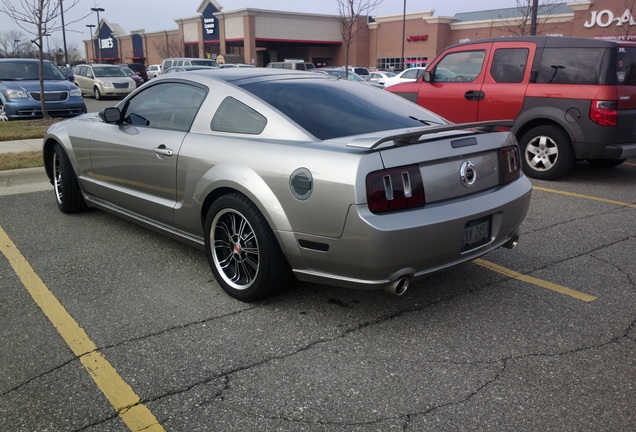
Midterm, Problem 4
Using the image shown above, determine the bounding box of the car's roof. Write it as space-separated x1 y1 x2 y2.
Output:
163 67 325 84
0 58 52 63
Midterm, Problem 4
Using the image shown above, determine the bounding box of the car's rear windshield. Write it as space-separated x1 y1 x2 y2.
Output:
0 61 67 81
242 78 446 140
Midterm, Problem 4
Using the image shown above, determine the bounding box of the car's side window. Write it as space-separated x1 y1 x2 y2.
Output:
490 48 528 83
537 48 607 85
122 82 207 132
434 50 485 82
210 97 267 134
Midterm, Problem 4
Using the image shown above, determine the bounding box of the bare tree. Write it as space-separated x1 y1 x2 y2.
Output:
336 0 383 77
0 30 27 57
616 0 636 39
0 0 88 118
497 0 563 36
152 37 183 60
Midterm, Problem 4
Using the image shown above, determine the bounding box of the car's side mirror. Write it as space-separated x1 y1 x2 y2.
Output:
423 71 432 83
99 107 122 124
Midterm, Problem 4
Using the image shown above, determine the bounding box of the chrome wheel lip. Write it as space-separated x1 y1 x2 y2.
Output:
53 151 63 205
525 135 559 172
211 208 260 291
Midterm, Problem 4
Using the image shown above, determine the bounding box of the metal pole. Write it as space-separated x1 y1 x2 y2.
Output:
530 0 538 35
91 7 105 63
401 0 406 71
60 0 68 65
86 24 95 62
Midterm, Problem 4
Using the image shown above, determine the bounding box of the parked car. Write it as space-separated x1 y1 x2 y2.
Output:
161 58 219 71
345 66 370 79
383 67 427 87
265 61 315 71
314 68 384 88
73 64 136 100
57 65 74 82
369 71 396 85
119 66 144 87
42 68 531 301
147 64 162 78
162 66 218 74
0 58 85 120
124 62 148 82
219 63 256 68
386 36 636 179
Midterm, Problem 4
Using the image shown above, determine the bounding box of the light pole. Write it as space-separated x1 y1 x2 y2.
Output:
60 0 68 65
91 7 105 63
401 0 406 71
43 32 51 60
86 24 95 62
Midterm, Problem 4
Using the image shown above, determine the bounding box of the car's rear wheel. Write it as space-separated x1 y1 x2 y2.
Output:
586 159 626 168
204 193 293 301
93 87 102 100
519 125 574 180
52 144 87 213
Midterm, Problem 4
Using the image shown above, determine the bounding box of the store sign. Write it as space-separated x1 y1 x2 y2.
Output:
204 17 215 35
406 35 428 42
584 9 636 28
100 37 114 49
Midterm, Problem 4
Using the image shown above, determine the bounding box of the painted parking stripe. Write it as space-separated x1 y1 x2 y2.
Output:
473 258 597 302
0 226 165 432
533 186 636 209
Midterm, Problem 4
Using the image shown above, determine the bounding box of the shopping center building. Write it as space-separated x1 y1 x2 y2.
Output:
84 0 635 69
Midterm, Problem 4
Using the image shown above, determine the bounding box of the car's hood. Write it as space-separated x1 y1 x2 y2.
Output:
0 79 77 92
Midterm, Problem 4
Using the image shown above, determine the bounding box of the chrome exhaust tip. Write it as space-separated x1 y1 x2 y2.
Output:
384 277 409 295
503 234 519 249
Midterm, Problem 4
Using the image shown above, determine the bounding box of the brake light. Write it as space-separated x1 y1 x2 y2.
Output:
499 145 521 185
590 100 617 126
366 165 425 214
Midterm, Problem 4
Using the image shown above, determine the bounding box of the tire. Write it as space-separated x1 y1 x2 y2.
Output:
52 144 87 213
519 125 574 180
204 193 293 301
93 87 102 100
586 159 626 168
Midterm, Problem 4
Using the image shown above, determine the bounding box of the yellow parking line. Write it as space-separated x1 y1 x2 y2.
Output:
0 227 165 432
533 186 636 209
473 258 597 302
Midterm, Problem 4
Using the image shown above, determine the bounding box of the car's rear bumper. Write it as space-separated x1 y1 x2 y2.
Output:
283 176 533 291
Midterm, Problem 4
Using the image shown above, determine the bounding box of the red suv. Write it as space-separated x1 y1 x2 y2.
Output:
387 36 636 179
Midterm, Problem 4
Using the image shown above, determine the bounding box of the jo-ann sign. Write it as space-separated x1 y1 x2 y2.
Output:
585 9 636 28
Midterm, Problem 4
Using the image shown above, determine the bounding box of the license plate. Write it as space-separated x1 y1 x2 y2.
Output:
462 216 491 251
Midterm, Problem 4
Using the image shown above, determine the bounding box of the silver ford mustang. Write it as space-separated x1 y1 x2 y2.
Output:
43 68 532 301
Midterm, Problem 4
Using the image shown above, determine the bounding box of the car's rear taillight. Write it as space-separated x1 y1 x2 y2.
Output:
499 145 521 185
366 165 425 214
590 100 618 126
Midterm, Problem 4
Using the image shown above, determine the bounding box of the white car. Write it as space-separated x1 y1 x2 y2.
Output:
383 67 427 87
147 64 162 79
369 71 396 85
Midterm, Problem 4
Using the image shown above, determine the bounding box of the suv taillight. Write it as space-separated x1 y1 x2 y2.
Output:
590 100 618 126
499 145 522 185
366 165 425 214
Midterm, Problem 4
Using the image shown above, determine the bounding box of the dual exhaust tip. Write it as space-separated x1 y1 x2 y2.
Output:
382 234 520 296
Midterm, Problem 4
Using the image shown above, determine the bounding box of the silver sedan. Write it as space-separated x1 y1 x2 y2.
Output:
43 69 532 301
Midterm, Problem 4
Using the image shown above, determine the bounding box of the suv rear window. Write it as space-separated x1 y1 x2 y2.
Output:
536 47 613 85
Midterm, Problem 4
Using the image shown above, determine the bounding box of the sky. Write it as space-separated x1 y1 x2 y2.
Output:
1 0 520 53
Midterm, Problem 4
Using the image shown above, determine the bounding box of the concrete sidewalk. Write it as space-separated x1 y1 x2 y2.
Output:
0 138 51 196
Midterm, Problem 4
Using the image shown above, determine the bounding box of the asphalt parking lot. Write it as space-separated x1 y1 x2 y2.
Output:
1 159 635 431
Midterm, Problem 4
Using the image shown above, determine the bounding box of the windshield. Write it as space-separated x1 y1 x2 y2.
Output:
0 61 67 81
190 59 219 67
93 66 127 78
243 78 447 140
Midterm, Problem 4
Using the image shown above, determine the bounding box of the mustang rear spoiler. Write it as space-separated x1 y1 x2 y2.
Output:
346 120 514 149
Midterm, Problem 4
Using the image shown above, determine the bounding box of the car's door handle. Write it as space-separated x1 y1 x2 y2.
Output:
464 90 485 101
153 145 173 158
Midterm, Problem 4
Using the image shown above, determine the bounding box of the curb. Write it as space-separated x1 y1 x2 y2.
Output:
0 167 52 196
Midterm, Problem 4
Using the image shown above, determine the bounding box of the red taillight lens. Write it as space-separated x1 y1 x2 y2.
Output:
590 100 617 126
366 165 425 214
499 145 521 185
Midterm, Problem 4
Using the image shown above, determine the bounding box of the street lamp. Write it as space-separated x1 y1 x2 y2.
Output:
91 7 105 63
86 24 95 61
60 0 68 65
43 32 51 60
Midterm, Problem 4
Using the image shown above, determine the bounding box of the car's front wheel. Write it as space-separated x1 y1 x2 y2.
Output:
93 87 102 100
519 125 574 180
204 193 293 302
52 144 87 213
